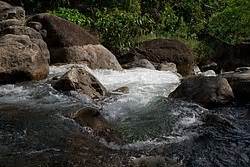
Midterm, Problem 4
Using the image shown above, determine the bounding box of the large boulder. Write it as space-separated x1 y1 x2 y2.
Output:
0 2 50 84
52 67 107 99
221 68 250 102
169 76 234 107
0 34 49 84
119 39 194 76
28 13 122 70
0 26 42 39
0 1 25 21
214 40 250 71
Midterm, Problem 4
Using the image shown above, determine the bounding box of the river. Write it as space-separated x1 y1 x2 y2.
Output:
0 65 249 166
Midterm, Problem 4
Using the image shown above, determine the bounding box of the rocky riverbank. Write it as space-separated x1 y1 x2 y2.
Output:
0 1 250 167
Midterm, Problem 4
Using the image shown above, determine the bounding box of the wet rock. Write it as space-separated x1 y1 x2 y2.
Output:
28 13 122 70
221 69 250 102
192 65 202 75
119 39 194 76
52 67 107 99
122 58 155 70
200 62 218 73
72 107 110 130
72 107 123 143
235 67 250 72
169 76 234 107
0 34 49 84
158 62 177 73
201 70 216 77
111 86 129 95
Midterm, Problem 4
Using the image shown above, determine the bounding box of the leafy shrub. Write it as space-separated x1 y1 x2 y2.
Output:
94 9 155 51
208 0 250 44
51 8 92 27
158 4 179 34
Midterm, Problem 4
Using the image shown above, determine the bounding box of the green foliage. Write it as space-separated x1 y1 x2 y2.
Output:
49 0 249 59
123 0 141 13
51 8 92 27
208 0 250 44
158 4 179 34
94 9 155 51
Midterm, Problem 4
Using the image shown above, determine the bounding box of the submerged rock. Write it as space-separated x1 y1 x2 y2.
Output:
169 76 234 107
28 13 122 70
221 68 250 102
52 67 107 99
112 86 129 95
72 107 123 144
119 39 194 76
72 107 110 130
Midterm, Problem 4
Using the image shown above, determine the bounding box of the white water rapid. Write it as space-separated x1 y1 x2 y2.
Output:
0 65 205 148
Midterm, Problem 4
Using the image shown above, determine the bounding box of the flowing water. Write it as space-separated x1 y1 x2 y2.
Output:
0 65 249 167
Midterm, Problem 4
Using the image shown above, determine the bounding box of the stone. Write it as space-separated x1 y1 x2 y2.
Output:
72 107 110 130
214 40 250 71
0 26 42 39
200 62 218 73
0 34 49 84
52 67 107 99
221 69 250 102
50 45 122 70
158 62 177 73
28 13 122 70
72 107 123 143
26 21 42 31
111 86 129 95
119 39 194 76
169 76 234 107
0 1 25 21
122 58 155 70
192 65 202 75
201 70 216 77
0 19 23 31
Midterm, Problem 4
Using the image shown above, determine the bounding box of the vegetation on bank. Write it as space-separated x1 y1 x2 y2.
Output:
15 0 250 62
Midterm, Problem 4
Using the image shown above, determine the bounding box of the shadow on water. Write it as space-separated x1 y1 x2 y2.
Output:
0 104 132 167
